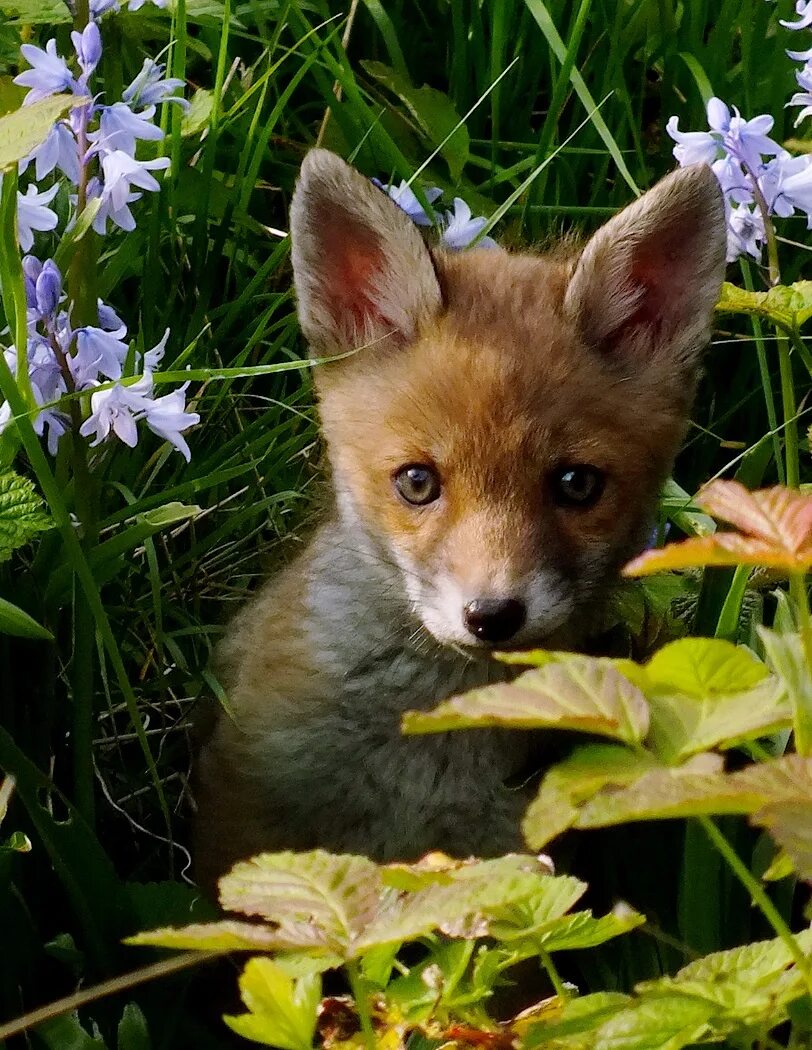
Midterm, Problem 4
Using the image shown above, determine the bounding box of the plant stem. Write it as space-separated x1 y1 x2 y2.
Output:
740 259 784 483
538 946 569 1000
699 816 812 991
790 572 812 758
347 962 376 1050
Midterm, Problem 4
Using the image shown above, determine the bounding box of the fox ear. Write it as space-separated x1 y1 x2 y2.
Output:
564 164 726 370
290 149 442 357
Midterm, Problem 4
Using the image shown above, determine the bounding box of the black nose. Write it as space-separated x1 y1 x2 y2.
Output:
463 598 527 644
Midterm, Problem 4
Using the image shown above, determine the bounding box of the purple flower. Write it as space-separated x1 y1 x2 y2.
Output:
89 152 170 233
73 324 129 386
122 59 187 110
664 115 719 166
35 259 62 319
72 23 102 79
17 184 58 251
788 65 812 125
373 178 442 226
706 97 782 173
14 40 76 104
21 123 81 184
89 0 120 15
80 375 153 448
97 300 125 332
142 384 199 462
22 254 42 310
782 0 812 30
726 203 765 261
439 198 497 250
90 103 164 156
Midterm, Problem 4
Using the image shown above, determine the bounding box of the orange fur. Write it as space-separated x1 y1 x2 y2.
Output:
194 151 726 890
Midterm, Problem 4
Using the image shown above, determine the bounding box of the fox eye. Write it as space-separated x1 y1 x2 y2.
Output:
394 464 441 506
551 464 606 508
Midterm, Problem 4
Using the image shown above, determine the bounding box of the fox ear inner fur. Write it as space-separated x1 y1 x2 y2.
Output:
563 163 727 369
290 149 442 358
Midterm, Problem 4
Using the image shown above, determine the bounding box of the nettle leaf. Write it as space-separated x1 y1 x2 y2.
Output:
523 745 657 850
224 957 320 1050
362 60 469 180
403 657 649 746
716 279 812 331
0 95 79 172
625 481 812 575
0 470 51 562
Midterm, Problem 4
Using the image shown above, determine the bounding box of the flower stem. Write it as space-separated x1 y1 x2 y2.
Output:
538 946 569 1000
790 572 812 758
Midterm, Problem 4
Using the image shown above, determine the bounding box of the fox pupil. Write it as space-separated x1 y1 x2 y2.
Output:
552 465 605 508
394 464 441 506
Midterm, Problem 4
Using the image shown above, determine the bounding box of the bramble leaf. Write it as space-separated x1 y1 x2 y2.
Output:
403 657 649 746
224 957 320 1050
0 470 51 563
624 481 812 575
645 637 768 696
753 799 812 883
592 995 715 1050
716 279 812 331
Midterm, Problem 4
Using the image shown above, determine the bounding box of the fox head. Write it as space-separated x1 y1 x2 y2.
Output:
290 150 726 651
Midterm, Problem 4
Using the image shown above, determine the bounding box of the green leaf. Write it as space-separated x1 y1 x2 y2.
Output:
355 856 557 952
219 851 381 954
35 1013 108 1050
0 470 51 562
535 907 646 953
523 993 632 1048
645 638 768 696
754 799 812 883
759 629 812 762
487 872 586 941
0 95 80 172
0 0 70 23
126 918 332 954
361 60 469 180
181 88 214 137
575 755 812 829
523 745 657 849
0 595 53 640
593 995 715 1050
0 829 31 853
117 1004 150 1050
403 657 649 746
716 279 812 332
224 957 320 1050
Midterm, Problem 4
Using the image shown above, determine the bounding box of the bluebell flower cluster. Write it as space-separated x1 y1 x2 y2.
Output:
666 3 812 262
1 3 201 461
373 178 498 249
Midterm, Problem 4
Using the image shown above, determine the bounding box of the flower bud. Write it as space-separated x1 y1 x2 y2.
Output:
21 254 42 310
35 259 62 319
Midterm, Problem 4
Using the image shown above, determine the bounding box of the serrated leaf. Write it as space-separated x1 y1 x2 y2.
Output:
224 957 320 1050
645 638 768 696
625 481 812 575
0 470 51 562
0 95 80 172
522 992 632 1049
117 1003 150 1050
759 628 812 759
403 657 649 745
362 60 469 180
716 279 812 331
575 755 812 829
593 995 715 1050
0 595 53 640
535 907 646 953
486 873 587 941
126 919 324 954
354 856 555 953
523 746 659 850
754 799 812 882
219 852 381 954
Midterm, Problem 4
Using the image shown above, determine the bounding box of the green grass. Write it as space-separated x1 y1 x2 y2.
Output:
0 0 810 1045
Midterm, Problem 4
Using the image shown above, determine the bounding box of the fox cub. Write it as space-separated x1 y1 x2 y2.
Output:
194 149 726 888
